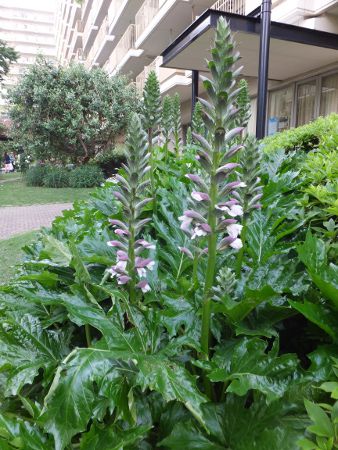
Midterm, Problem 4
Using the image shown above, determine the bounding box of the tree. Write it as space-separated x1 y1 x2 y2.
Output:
8 58 141 163
0 40 18 82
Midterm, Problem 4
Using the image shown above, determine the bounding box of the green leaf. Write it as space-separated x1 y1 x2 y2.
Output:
298 438 318 449
159 421 223 449
135 355 207 427
289 300 338 340
304 399 334 438
0 313 67 395
297 232 338 307
80 423 151 450
0 413 53 450
41 235 72 266
208 338 299 402
40 348 124 450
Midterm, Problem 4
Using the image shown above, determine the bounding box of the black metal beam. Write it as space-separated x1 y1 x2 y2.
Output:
161 9 338 70
191 69 199 122
256 0 272 139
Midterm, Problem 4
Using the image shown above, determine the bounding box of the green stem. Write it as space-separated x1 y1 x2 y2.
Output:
235 215 247 276
200 152 219 359
176 253 184 281
85 324 92 347
128 223 136 304
148 128 157 211
192 252 199 288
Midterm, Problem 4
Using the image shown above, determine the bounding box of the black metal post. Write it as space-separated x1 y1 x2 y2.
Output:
191 69 199 122
256 0 272 139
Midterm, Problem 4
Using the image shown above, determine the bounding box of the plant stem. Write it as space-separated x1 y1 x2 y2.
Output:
85 324 92 347
192 252 199 288
128 222 136 304
235 215 247 276
200 152 219 359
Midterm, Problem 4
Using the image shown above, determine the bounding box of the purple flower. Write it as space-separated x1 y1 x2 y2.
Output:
179 215 193 233
179 247 193 259
135 239 155 249
137 280 151 293
183 210 206 222
107 240 127 250
191 223 211 240
118 275 131 285
115 228 130 236
226 223 243 238
135 257 155 277
109 219 128 230
191 191 210 202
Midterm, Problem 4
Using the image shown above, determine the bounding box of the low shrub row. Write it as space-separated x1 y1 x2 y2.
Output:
25 164 105 188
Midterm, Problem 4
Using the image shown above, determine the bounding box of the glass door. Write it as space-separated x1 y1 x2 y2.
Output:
296 81 317 126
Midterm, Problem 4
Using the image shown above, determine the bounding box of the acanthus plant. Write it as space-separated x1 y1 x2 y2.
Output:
179 17 256 356
1 17 338 450
108 113 155 300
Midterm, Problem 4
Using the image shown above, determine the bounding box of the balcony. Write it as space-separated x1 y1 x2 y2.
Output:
105 24 145 77
136 56 187 94
212 0 246 15
107 0 144 52
134 0 216 56
91 15 115 65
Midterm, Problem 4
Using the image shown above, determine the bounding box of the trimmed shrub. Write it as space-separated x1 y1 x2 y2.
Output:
69 164 104 188
262 113 338 153
42 167 70 188
25 165 47 186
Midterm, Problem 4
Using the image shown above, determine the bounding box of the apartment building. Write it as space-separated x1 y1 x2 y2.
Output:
0 0 56 121
56 0 338 134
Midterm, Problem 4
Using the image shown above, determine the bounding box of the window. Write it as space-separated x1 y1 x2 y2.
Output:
267 86 293 134
320 73 338 116
296 81 317 126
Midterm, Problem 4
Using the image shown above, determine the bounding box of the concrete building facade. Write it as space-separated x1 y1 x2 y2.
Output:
0 0 56 120
56 0 338 134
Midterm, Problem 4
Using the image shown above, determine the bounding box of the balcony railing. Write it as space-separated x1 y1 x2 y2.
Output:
108 0 124 27
135 56 185 92
85 15 109 65
212 0 246 15
107 24 136 73
135 0 161 41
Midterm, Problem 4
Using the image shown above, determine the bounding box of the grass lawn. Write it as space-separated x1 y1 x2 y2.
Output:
0 231 37 284
0 175 94 206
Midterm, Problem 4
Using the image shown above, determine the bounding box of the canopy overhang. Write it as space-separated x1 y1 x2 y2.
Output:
161 9 338 82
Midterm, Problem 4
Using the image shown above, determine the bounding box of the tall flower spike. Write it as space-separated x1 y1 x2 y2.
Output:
192 101 205 138
172 92 182 156
142 70 161 201
161 94 173 160
181 18 246 357
107 113 154 302
234 135 263 274
236 79 251 128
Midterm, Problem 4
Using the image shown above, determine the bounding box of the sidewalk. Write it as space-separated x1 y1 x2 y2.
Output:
0 203 72 240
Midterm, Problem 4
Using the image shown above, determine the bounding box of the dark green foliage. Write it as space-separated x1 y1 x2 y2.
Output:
42 167 70 188
0 39 18 82
263 113 338 153
8 58 140 164
69 165 104 188
94 144 127 176
24 165 48 186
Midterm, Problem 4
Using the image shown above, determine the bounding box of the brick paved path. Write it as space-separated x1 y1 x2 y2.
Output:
0 203 72 240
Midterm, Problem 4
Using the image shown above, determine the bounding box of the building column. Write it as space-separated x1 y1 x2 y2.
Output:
191 69 199 122
256 0 272 139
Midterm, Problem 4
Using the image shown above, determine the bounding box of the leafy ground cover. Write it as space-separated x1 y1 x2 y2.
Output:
0 231 36 283
0 18 337 450
0 177 95 206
